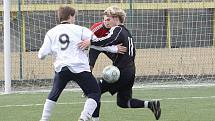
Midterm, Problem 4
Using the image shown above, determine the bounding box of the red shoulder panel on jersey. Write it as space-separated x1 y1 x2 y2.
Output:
90 21 109 38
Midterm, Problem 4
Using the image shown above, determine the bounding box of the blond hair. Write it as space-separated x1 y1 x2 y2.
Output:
104 6 126 23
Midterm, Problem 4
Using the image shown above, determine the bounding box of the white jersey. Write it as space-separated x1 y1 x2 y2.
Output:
38 24 93 73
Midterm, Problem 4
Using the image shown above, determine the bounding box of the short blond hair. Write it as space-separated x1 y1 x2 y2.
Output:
104 6 126 23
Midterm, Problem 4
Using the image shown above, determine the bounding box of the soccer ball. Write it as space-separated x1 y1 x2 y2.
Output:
102 65 120 83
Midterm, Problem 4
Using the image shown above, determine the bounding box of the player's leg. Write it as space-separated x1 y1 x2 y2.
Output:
117 89 161 120
40 99 56 121
117 67 161 120
116 71 147 109
74 72 101 121
116 66 141 108
91 79 111 121
117 88 146 108
40 67 71 121
80 49 101 98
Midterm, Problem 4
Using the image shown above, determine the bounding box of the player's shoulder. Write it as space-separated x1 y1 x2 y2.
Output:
46 25 58 36
72 24 91 32
65 24 86 30
47 24 64 33
90 21 104 30
48 24 88 34
91 21 103 27
109 25 122 32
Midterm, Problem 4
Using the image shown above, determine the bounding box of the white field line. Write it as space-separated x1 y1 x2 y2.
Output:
0 95 215 108
1 83 215 95
0 101 114 108
133 83 215 89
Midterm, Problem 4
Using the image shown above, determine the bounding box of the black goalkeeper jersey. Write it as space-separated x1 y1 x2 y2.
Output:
91 25 135 69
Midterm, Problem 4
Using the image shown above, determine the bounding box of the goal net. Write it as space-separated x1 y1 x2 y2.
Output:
0 0 215 92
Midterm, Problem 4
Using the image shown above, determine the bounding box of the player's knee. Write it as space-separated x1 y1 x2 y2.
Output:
117 100 129 108
48 89 62 102
48 96 57 102
87 92 101 103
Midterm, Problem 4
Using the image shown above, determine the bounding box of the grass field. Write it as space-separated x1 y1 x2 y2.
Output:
0 84 215 121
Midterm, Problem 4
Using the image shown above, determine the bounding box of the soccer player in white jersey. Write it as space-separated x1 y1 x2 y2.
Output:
38 6 106 121
38 6 126 121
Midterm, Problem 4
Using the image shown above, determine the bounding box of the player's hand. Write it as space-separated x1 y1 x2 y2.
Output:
78 39 91 50
116 43 127 54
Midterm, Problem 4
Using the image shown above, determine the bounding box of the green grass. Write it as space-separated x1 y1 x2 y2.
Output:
0 86 215 121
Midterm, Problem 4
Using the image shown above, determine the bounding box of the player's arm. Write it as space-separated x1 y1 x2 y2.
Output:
90 45 117 53
78 25 126 53
78 27 95 50
38 34 52 59
90 26 122 46
79 34 127 53
90 43 127 54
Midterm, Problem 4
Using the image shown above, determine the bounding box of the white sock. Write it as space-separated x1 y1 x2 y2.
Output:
144 101 149 108
40 99 56 121
79 98 97 121
92 117 100 121
127 99 131 108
